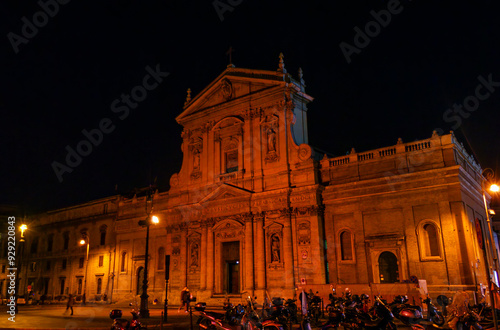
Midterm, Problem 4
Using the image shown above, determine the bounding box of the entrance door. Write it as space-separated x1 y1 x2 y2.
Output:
222 241 240 294
378 251 399 283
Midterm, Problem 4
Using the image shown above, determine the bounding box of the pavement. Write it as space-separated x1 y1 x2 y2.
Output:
0 303 194 330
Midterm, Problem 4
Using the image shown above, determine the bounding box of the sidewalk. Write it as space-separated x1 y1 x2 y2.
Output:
0 304 194 330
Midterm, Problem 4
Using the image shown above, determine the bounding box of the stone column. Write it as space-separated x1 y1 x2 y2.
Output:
283 216 294 291
254 214 266 290
200 225 207 290
244 216 254 292
206 225 214 295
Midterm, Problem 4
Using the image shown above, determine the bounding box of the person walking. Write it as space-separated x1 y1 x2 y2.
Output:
178 287 190 313
64 294 75 315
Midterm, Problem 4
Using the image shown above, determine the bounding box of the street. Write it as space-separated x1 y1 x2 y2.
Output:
0 303 192 330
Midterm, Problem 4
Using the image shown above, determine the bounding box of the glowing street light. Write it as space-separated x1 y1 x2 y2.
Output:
79 235 90 305
480 169 499 330
139 187 159 318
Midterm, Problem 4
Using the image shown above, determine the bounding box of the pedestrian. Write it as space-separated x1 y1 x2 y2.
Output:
178 287 190 313
34 291 40 305
64 294 74 315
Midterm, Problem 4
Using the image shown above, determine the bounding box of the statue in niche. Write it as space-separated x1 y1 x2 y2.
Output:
190 243 199 267
271 234 280 262
193 149 200 170
267 128 276 153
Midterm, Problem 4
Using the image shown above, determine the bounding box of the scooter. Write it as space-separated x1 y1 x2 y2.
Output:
110 308 144 330
422 296 445 326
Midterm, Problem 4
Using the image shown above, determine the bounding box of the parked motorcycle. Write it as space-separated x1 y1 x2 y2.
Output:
110 308 144 330
422 296 445 326
356 296 397 330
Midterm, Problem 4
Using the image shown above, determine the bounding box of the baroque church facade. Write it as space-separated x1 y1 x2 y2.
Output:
2 56 496 305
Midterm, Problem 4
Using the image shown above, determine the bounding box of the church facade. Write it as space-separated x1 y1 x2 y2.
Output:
2 56 496 305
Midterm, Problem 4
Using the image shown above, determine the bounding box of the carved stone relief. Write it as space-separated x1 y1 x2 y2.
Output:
297 221 311 245
214 220 244 240
188 232 201 272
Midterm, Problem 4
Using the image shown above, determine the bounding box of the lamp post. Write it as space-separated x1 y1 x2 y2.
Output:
79 235 90 305
139 187 159 318
481 168 499 329
14 224 27 313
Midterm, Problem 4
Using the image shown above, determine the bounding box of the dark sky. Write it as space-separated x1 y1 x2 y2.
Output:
1 1 499 213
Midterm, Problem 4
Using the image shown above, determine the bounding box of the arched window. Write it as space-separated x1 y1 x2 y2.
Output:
417 220 443 261
423 223 440 257
158 247 165 270
121 251 127 272
340 230 353 261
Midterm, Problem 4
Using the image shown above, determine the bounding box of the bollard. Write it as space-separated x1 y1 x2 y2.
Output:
190 304 193 330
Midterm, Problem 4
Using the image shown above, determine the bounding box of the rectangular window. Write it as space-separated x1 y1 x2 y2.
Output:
62 259 67 270
225 150 238 173
46 261 51 271
99 255 104 267
1 265 5 273
100 232 106 246
63 233 69 250
79 257 84 268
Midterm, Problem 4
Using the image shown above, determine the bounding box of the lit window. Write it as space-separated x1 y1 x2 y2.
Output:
99 255 104 267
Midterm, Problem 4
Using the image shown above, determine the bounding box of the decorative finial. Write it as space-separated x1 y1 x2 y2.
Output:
350 147 356 154
397 137 403 144
278 52 286 73
184 88 192 106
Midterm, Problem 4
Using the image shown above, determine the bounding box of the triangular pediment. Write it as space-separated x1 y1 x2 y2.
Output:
176 67 289 123
199 183 253 204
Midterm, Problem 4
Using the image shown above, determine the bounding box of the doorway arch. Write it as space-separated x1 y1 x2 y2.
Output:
378 251 399 283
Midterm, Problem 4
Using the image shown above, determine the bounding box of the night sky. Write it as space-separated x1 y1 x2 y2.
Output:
1 1 499 213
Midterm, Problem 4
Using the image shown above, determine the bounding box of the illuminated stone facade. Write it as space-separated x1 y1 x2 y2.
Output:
1 57 496 305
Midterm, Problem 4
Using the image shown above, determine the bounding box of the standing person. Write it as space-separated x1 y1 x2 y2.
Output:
65 294 74 315
178 287 190 313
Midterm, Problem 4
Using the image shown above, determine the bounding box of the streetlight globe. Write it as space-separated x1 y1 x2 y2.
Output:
490 184 500 193
151 215 159 224
79 239 86 245
20 224 27 232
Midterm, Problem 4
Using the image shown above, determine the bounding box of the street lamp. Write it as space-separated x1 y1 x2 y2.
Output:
79 235 90 305
481 168 499 329
14 223 27 313
139 188 159 318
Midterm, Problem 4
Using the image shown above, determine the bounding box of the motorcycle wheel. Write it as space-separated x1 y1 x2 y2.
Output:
432 313 445 326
